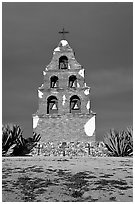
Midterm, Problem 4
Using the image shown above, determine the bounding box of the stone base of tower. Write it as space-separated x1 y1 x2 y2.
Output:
32 113 96 144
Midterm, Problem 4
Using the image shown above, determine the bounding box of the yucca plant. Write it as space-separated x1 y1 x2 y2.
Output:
12 132 41 156
103 127 133 157
2 124 41 156
2 124 23 156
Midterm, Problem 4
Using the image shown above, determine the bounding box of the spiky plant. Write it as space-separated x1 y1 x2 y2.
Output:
124 127 133 156
2 124 23 156
12 132 41 156
103 127 133 157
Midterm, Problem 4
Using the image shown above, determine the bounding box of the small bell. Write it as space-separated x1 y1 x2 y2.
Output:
52 104 57 110
72 81 76 87
73 103 78 109
54 83 57 88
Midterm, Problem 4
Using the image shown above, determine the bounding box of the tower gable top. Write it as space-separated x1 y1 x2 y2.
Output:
45 39 82 71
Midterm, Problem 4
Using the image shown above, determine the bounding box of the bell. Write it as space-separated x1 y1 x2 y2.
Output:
54 83 57 88
72 81 76 87
52 104 57 110
73 103 78 109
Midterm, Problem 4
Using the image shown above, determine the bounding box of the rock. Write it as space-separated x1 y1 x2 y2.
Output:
82 191 99 200
72 189 83 198
91 193 99 200
82 191 91 199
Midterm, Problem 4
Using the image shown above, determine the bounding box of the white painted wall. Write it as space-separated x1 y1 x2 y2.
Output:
60 40 68 46
86 101 90 110
38 90 43 98
62 95 66 105
84 89 89 95
54 47 60 52
78 69 84 78
43 71 46 75
84 115 95 136
33 115 39 129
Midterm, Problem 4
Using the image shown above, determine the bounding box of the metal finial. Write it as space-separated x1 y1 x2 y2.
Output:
59 28 69 39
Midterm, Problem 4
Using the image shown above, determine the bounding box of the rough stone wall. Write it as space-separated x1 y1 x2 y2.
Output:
33 113 95 144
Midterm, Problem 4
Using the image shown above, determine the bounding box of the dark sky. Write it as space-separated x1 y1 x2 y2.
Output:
2 2 133 141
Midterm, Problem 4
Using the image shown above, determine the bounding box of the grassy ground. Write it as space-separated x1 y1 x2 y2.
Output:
2 156 133 202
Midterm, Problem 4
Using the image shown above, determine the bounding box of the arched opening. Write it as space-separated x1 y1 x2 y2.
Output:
50 76 59 88
70 95 81 114
69 75 77 88
47 96 58 114
59 56 68 69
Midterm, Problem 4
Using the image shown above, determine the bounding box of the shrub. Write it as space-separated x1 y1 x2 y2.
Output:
2 123 41 156
103 127 133 157
2 124 23 156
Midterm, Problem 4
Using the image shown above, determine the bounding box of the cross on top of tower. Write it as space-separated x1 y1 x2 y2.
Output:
59 28 69 39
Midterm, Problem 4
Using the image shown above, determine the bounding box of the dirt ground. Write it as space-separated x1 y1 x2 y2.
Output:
2 156 133 202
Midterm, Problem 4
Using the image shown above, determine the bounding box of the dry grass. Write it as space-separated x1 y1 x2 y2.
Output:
2 156 133 202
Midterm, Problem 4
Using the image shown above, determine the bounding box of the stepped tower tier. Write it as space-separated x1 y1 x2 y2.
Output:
32 39 96 144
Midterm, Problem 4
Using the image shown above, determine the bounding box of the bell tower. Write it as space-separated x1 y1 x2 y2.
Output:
32 34 96 144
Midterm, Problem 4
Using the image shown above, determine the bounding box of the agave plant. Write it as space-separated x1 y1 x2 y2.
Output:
103 127 133 157
124 127 133 156
12 132 41 156
2 124 23 156
2 124 41 156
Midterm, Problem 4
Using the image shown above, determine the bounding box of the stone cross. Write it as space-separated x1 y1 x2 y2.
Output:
59 28 69 39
